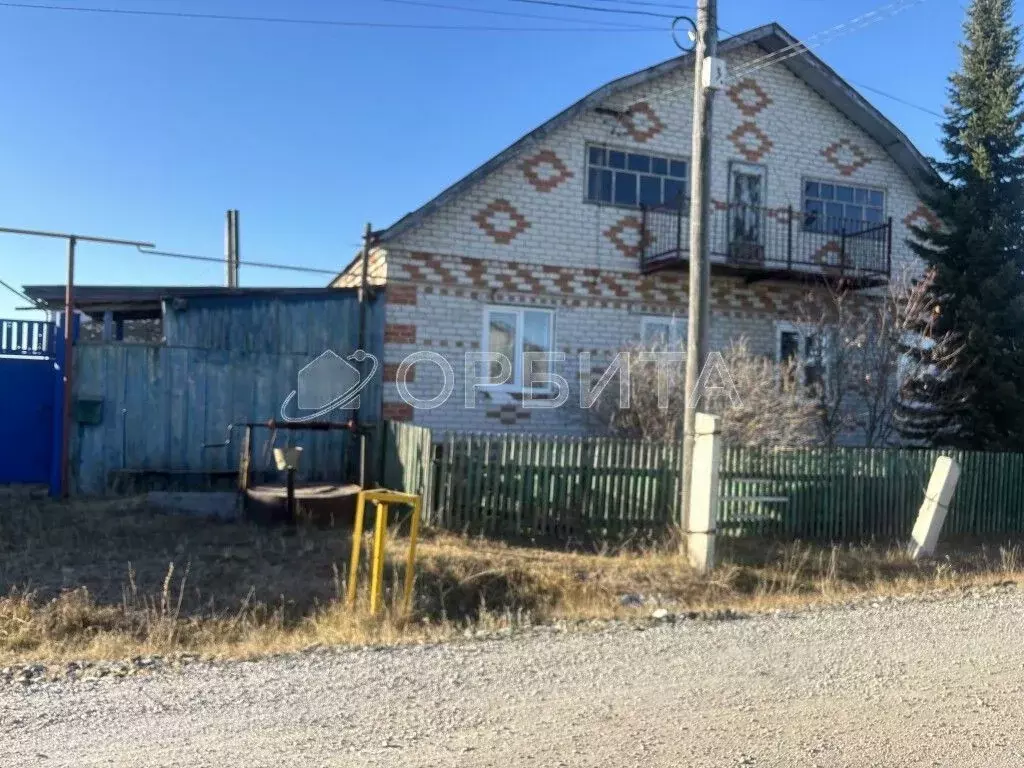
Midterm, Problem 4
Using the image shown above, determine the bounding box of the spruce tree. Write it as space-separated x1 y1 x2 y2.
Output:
897 0 1024 449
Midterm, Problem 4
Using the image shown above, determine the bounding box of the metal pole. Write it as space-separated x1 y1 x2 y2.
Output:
357 222 373 488
225 211 230 287
232 209 241 287
286 467 296 521
0 226 153 499
682 0 718 532
226 210 240 288
60 237 77 498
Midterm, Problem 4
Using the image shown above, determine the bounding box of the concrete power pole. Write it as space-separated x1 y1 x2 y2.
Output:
681 0 719 531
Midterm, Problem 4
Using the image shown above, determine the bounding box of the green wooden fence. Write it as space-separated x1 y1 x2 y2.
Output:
436 433 682 539
375 421 435 523
430 431 1024 542
718 446 1024 541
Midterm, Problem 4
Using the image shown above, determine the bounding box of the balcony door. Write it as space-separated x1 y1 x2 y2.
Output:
729 162 766 263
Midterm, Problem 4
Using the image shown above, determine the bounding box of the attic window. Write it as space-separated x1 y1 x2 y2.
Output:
586 145 688 209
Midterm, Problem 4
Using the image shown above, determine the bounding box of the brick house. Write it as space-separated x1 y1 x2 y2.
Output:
334 23 938 436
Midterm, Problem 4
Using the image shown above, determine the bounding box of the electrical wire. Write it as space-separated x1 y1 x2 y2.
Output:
0 1 665 32
508 0 677 19
0 278 42 308
136 246 341 277
726 0 932 83
584 0 695 8
376 0 656 28
626 0 933 112
849 80 944 118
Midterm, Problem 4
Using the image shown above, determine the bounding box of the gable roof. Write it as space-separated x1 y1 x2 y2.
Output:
377 22 937 244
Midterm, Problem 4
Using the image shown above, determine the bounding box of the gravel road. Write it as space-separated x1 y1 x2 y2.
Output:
3 588 1024 767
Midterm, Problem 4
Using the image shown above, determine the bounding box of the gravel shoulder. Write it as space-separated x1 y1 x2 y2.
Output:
3 589 1024 767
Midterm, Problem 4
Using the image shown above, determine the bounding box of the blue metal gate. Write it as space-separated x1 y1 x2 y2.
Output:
0 318 59 487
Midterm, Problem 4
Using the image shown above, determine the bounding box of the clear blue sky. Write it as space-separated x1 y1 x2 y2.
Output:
0 0 981 318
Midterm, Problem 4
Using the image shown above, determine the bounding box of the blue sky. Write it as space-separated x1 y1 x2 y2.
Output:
0 0 980 318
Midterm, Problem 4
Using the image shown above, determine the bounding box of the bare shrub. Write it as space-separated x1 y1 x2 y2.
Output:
590 338 818 447
796 269 962 447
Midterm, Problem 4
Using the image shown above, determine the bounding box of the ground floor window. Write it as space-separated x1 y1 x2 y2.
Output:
641 315 687 347
776 321 828 391
483 306 555 389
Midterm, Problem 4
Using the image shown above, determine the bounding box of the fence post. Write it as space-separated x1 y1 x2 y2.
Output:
839 227 847 272
687 412 721 573
786 205 793 270
908 456 960 560
640 204 648 265
49 312 78 497
675 198 684 258
886 216 893 276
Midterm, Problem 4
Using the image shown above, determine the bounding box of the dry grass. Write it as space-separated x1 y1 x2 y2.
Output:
1 488 1022 664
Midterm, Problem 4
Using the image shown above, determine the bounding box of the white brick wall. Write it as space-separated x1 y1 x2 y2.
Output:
365 42 928 436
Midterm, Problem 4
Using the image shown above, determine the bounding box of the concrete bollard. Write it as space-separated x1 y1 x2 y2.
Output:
908 456 960 560
688 412 721 574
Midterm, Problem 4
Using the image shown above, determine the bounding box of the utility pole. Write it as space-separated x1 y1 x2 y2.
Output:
232 210 240 287
0 226 155 498
682 0 719 532
356 222 374 488
225 210 240 288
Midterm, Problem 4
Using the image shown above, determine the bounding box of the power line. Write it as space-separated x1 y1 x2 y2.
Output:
375 0 657 28
727 0 932 83
0 278 42 308
508 0 677 19
584 0 696 8
850 80 944 118
136 246 341 277
629 0 933 110
0 1 665 31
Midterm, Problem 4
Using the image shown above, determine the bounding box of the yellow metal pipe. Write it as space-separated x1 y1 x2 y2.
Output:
369 502 389 616
346 492 367 608
363 490 419 505
402 497 422 615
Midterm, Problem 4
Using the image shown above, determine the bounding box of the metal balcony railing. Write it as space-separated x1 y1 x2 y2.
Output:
639 201 892 284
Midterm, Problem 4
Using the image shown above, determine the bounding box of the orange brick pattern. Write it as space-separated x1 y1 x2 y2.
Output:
382 402 414 422
619 101 665 143
603 216 650 259
471 198 531 244
521 149 574 193
383 363 414 383
813 240 843 265
393 250 828 317
728 121 774 163
726 78 772 117
386 283 417 305
384 323 416 344
903 203 941 232
485 403 531 425
822 139 871 176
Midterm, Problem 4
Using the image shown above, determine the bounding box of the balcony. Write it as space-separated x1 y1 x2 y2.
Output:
639 201 892 287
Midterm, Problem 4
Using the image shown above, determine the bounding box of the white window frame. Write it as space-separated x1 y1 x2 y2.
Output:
641 315 687 347
481 306 556 393
775 321 830 393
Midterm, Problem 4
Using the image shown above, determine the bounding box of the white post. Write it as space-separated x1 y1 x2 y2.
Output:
908 456 960 560
688 412 721 573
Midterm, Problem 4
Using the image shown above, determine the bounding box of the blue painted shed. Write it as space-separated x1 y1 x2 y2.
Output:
24 286 385 494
